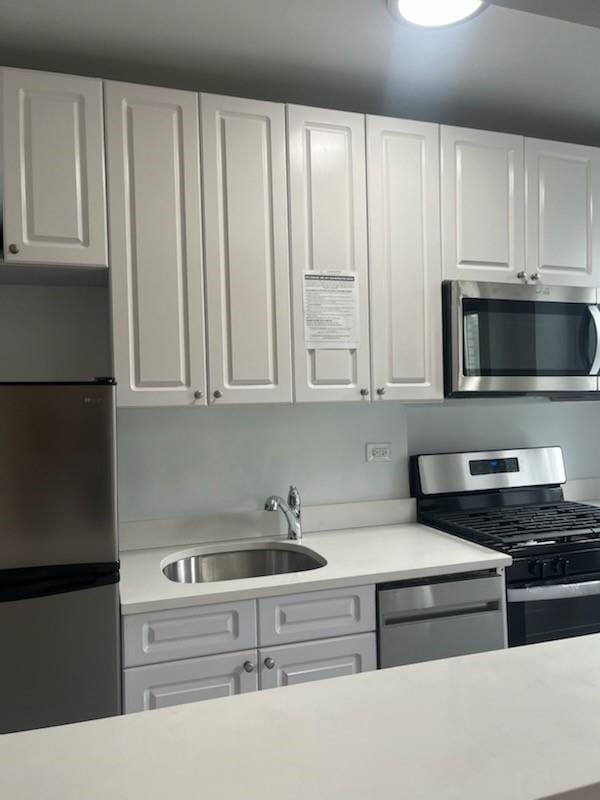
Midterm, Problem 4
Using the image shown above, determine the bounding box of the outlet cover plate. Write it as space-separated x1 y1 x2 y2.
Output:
366 442 392 462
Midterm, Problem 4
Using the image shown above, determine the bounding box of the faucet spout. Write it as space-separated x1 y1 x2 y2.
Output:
264 485 302 542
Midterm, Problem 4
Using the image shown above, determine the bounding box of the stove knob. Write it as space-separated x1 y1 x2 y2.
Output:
561 558 571 578
550 558 562 576
528 560 542 579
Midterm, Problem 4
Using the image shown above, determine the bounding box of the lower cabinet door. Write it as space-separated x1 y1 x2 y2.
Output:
123 650 258 713
259 633 376 691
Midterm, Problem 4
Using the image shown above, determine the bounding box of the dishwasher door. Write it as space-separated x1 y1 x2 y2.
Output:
377 574 506 669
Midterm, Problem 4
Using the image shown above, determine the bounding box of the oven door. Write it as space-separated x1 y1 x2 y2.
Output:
444 281 600 395
507 578 600 647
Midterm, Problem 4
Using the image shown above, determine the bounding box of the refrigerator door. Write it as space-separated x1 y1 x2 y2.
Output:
0 383 117 569
0 581 121 733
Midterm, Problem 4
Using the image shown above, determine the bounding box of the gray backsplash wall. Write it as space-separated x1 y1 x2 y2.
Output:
117 399 600 522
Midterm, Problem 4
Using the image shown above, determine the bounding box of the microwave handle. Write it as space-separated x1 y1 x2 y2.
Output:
588 305 600 375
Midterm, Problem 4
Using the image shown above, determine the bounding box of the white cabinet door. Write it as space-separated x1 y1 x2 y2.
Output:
2 68 108 267
441 126 525 283
122 599 257 667
526 138 600 286
287 105 371 402
259 633 376 690
367 116 442 401
123 650 258 713
105 82 206 406
258 585 375 646
201 94 292 404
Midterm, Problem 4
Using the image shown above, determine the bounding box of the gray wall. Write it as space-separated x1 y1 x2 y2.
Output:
0 284 111 382
117 398 600 522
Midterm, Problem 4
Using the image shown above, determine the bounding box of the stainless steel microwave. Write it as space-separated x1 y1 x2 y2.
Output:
443 281 600 396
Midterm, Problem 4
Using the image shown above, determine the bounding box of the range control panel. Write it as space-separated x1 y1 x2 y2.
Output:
469 457 520 476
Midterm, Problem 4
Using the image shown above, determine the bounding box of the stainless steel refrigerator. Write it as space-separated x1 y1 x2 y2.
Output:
0 381 121 733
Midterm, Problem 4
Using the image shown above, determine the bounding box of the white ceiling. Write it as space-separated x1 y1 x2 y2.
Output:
2 0 600 144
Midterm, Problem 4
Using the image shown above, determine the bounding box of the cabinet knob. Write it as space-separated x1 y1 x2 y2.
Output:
517 271 527 282
7 244 19 255
376 387 385 397
193 390 203 400
243 660 255 673
264 657 275 670
530 273 540 282
360 388 369 397
213 390 223 400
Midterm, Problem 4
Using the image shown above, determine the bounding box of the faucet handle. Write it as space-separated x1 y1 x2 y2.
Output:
288 485 301 513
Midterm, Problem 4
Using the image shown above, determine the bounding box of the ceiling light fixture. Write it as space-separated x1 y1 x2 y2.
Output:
388 0 487 28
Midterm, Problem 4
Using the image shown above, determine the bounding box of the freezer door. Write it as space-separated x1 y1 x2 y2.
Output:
0 582 121 733
0 384 117 569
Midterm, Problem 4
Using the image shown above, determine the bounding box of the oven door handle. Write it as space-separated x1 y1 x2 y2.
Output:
587 304 600 375
507 579 600 603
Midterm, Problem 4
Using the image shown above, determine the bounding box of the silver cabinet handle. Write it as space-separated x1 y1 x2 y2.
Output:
530 272 540 282
193 390 203 400
587 305 600 375
376 387 385 396
360 388 369 397
264 657 275 670
243 661 255 673
213 390 223 400
7 244 19 255
516 271 527 282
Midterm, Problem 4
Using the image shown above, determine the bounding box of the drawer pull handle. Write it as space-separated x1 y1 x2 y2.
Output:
243 660 255 673
264 657 275 670
383 601 499 627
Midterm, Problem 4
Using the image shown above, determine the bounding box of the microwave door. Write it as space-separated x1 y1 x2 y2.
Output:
445 282 600 395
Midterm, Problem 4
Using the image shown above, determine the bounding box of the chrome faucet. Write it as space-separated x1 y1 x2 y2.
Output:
264 485 302 542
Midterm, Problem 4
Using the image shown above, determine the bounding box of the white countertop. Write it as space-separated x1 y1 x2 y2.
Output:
3 634 600 800
119 522 511 614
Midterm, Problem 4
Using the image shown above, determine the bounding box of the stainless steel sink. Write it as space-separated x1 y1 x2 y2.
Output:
162 542 327 584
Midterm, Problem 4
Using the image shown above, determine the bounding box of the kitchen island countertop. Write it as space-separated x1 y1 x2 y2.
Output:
2 634 600 800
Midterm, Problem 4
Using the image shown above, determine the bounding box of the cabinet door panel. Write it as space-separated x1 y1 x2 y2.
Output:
105 82 205 406
2 68 107 267
202 94 292 404
441 126 524 282
123 650 257 712
259 633 376 690
526 138 600 286
258 585 375 646
287 105 370 401
367 116 442 401
122 600 257 667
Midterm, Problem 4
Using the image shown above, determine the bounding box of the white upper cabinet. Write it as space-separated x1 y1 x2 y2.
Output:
287 105 371 402
367 116 443 401
1 68 108 267
201 94 292 404
441 126 525 283
525 138 600 286
105 82 206 406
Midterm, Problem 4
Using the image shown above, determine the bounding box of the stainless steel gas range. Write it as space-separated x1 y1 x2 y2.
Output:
411 446 600 647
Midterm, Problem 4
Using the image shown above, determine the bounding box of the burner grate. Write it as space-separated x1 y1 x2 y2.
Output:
426 501 600 551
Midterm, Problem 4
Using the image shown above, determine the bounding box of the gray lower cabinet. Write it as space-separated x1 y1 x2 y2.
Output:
259 633 377 690
122 585 377 713
123 649 258 713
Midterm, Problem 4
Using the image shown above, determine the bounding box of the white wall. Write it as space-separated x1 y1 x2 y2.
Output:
116 398 600 522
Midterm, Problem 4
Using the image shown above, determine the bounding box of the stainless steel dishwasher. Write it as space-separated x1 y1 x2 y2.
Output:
377 571 507 668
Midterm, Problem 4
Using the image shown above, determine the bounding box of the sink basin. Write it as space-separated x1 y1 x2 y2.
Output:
162 542 327 584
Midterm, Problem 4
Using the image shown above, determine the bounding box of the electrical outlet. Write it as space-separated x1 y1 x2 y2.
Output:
366 442 392 462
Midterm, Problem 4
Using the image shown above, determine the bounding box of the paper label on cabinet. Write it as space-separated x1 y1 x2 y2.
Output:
303 271 360 350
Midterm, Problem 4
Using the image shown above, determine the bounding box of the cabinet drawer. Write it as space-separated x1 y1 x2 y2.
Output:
258 585 375 646
123 650 258 713
122 600 257 667
259 633 376 690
